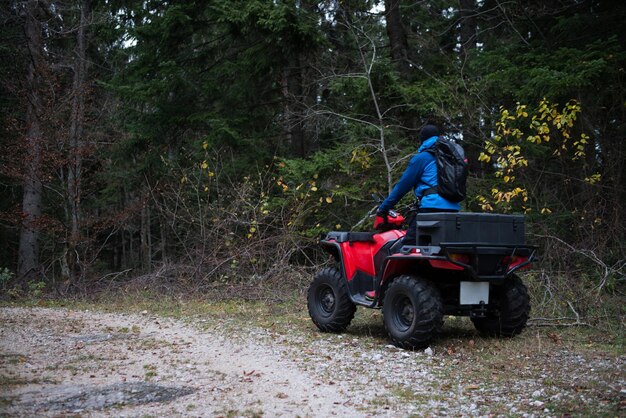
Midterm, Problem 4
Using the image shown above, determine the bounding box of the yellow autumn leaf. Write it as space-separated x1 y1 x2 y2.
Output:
478 153 491 163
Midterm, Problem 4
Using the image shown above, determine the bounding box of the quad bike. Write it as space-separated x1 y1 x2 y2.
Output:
307 207 536 349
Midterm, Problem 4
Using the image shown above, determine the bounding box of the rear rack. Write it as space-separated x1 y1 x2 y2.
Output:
444 242 537 280
401 242 537 280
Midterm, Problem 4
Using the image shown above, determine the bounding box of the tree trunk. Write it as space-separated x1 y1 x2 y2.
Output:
282 54 306 157
141 200 151 271
384 0 410 78
159 213 167 264
458 0 481 173
17 0 45 282
459 0 477 63
121 228 127 269
384 0 417 132
66 0 92 282
129 226 133 267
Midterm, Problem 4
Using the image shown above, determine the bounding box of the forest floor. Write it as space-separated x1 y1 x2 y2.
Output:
0 297 624 417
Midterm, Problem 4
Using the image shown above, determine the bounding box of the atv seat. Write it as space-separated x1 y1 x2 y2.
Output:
324 231 375 243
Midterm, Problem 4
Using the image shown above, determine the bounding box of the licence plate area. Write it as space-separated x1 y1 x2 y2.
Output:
460 281 489 305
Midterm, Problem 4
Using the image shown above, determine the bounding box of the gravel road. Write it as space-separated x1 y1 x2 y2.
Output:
0 307 623 417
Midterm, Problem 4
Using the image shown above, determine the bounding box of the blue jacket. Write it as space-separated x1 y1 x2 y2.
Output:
378 136 461 212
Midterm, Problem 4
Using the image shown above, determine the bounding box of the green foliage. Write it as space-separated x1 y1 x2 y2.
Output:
0 268 14 289
275 142 388 236
471 38 625 103
27 280 45 298
1 0 624 308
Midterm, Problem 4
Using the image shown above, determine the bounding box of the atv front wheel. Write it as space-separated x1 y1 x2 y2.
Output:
471 274 530 337
383 275 443 349
307 267 356 332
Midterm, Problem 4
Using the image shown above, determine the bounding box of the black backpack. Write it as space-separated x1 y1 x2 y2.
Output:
423 138 468 203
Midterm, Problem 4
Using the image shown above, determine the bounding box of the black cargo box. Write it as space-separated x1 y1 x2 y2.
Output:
415 212 525 246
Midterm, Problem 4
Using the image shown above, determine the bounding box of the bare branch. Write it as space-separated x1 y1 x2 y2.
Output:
534 234 626 292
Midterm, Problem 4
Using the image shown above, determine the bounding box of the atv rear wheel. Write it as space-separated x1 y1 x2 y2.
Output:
307 267 356 332
383 275 443 349
471 274 530 337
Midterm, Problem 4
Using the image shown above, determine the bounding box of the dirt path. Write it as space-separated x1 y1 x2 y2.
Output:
1 306 624 417
0 307 362 417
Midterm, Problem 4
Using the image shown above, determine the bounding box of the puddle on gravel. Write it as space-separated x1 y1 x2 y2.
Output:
38 382 195 413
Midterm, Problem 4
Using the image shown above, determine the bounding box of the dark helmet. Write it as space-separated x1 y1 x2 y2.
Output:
418 124 440 142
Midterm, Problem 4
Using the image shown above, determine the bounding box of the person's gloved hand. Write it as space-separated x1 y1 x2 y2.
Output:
373 209 388 230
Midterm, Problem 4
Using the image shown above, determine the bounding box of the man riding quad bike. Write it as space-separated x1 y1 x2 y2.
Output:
307 207 535 349
308 125 535 349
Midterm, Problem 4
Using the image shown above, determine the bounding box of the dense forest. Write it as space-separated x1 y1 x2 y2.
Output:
0 0 624 318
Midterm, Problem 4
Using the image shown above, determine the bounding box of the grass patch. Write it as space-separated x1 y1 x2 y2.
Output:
0 375 56 386
143 364 158 381
0 354 28 365
1 288 623 355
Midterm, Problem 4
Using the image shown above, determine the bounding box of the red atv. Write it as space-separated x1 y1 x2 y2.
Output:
307 208 536 349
